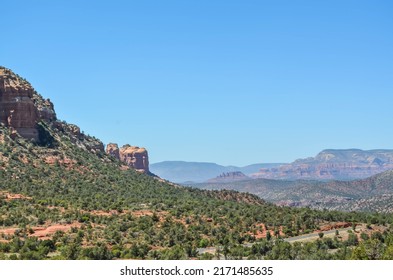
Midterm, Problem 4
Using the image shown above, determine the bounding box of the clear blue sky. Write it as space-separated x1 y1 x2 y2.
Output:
2 0 393 166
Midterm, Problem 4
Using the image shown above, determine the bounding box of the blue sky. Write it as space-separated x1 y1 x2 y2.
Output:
2 0 393 166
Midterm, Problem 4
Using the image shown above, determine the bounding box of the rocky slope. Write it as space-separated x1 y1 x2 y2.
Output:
252 149 393 180
0 66 150 172
105 143 149 173
0 66 104 154
195 169 393 213
0 67 56 140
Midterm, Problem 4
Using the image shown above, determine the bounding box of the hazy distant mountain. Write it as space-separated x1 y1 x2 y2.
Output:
4 66 393 262
194 169 393 213
150 161 283 183
152 149 393 183
251 149 393 181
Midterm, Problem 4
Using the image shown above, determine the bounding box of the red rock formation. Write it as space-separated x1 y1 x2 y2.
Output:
106 143 149 173
106 143 120 159
68 124 81 138
0 68 40 140
0 66 106 155
120 145 149 173
252 149 393 181
0 67 57 140
35 98 56 122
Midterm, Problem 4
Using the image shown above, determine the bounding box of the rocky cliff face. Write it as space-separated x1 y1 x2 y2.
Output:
106 143 149 173
0 66 104 153
0 67 56 140
106 143 120 159
252 149 393 180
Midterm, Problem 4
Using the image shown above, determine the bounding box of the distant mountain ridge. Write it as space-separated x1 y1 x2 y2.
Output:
150 161 283 183
194 169 393 213
2 66 393 261
251 149 393 180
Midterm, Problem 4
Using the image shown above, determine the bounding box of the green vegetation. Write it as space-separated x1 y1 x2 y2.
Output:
37 122 57 148
194 173 393 213
1 124 393 260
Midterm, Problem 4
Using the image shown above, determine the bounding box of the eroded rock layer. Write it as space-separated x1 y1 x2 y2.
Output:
106 143 149 173
0 66 104 154
0 67 56 140
252 149 393 180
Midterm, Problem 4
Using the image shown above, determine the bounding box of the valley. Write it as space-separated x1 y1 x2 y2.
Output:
1 66 393 260
193 170 393 213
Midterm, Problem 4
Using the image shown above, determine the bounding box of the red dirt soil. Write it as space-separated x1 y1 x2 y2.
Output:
30 222 81 239
0 222 82 241
317 222 353 232
0 191 32 201
249 224 284 239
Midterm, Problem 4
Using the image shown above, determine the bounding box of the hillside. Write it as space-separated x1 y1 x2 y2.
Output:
150 161 283 183
252 149 393 180
194 170 393 213
151 149 393 184
1 66 393 260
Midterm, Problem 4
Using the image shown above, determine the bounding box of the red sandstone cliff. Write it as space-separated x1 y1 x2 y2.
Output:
0 67 56 140
106 143 149 173
0 66 103 153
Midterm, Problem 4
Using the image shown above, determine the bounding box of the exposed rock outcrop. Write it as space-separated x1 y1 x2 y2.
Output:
106 143 120 159
0 66 56 140
106 143 149 173
51 121 104 153
1 67 40 140
120 145 149 173
0 66 104 153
